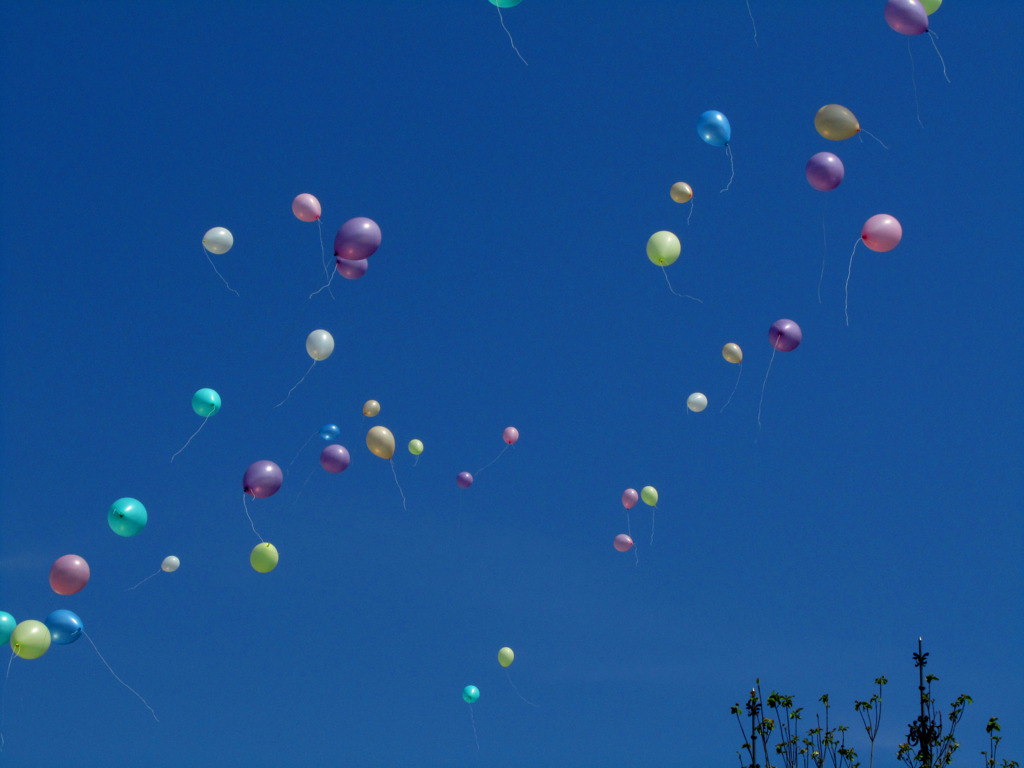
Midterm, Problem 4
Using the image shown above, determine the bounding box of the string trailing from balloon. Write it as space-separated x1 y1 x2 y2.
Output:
275 360 317 408
242 493 265 542
928 30 950 83
309 267 337 299
845 238 861 326
757 346 778 431
389 459 408 511
661 267 703 303
720 145 735 193
745 0 758 47
84 631 158 722
818 198 828 304
317 218 334 299
687 200 694 226
468 704 480 750
858 129 889 150
504 669 540 707
124 570 161 592
170 415 210 463
203 246 239 296
908 39 924 129
1 649 13 752
495 4 528 66
287 430 318 471
476 444 510 475
720 363 743 413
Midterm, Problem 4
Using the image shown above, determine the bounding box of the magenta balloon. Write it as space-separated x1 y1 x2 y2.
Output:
885 0 928 35
621 489 639 510
243 460 283 498
292 193 322 222
769 319 802 352
50 554 91 596
861 214 903 252
456 471 474 489
335 257 368 280
503 427 519 445
613 534 634 552
805 152 845 192
320 444 351 473
334 217 381 261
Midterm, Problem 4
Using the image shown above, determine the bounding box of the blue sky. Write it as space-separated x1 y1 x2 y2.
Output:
1 2 1022 766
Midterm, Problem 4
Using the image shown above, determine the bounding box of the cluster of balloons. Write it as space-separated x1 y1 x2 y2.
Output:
614 486 659 552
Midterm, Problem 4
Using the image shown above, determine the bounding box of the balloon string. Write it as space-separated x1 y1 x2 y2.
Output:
757 346 778 431
928 30 950 83
505 669 540 707
124 570 161 592
859 128 889 150
908 39 924 129
721 144 735 193
412 456 419 467
845 238 860 326
287 430 318 471
84 631 158 722
285 468 317 514
389 459 408 511
316 218 334 299
309 266 337 299
275 360 317 408
720 363 743 413
660 267 703 303
242 493 265 542
818 197 828 304
625 509 632 537
469 705 480 751
686 200 694 226
745 0 759 47
203 246 239 296
649 506 657 546
170 415 209 463
496 4 528 66
1 649 14 752
476 444 509 475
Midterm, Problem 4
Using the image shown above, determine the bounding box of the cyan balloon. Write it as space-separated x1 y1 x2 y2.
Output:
697 110 731 146
44 609 83 645
109 498 147 537
192 388 222 417
463 685 480 703
0 612 15 645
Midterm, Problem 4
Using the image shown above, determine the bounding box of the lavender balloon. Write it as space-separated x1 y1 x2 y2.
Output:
334 217 381 261
335 257 368 280
320 444 351 474
805 152 845 192
769 319 802 352
885 0 928 35
243 460 283 498
456 471 474 489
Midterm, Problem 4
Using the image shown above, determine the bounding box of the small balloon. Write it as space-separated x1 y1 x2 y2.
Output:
320 444 351 473
50 554 91 595
489 0 522 6
498 647 515 668
805 152 845 192
10 620 50 660
363 400 381 417
334 217 382 261
250 542 279 573
687 393 708 412
243 461 283 498
613 534 634 552
722 343 743 364
621 488 638 510
292 193 322 222
814 105 860 141
456 471 474 489
108 498 148 537
670 182 693 203
769 319 802 352
44 609 83 645
161 556 180 573
640 486 658 506
503 426 519 445
647 231 681 267
462 685 480 703
408 439 424 456
0 612 15 645
697 110 731 146
920 0 941 13
306 329 335 361
192 388 221 417
335 257 368 280
885 0 928 35
320 424 341 441
202 227 233 254
861 214 903 252
366 426 396 460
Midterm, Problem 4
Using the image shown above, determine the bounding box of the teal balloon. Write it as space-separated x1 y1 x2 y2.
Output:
697 110 731 147
44 609 83 644
489 0 522 6
0 612 15 645
192 388 221 417
108 497 148 537
462 685 480 703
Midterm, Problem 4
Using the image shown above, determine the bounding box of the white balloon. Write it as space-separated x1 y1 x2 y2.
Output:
306 329 335 361
161 556 180 573
687 393 708 412
202 227 233 254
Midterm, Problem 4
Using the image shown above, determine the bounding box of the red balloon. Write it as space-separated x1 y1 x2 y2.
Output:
50 554 91 596
613 534 634 552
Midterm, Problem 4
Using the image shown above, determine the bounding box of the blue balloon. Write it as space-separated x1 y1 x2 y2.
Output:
44 609 84 644
320 424 341 441
0 611 15 644
697 110 731 147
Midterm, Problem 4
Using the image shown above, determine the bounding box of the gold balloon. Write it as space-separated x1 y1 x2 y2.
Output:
722 343 743 364
670 182 693 203
814 104 860 141
363 399 381 417
366 426 395 460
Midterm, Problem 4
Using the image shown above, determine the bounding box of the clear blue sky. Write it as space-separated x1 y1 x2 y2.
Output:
1 3 1022 766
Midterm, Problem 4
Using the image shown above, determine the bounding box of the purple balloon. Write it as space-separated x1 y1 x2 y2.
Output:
769 319 802 353
621 489 638 510
613 534 634 552
885 0 928 35
805 152 845 192
335 257 368 280
320 444 351 473
456 471 474 489
334 217 381 261
243 460 283 498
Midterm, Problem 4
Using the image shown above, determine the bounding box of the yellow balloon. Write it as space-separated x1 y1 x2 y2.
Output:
366 426 395 460
646 231 681 267
498 647 515 668
10 620 51 660
814 104 860 141
669 182 693 204
722 343 743 364
250 542 279 573
363 400 381 417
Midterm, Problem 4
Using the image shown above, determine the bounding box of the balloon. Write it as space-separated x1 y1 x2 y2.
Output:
161 555 180 573
334 217 381 261
320 444 351 473
613 534 634 552
641 486 658 506
192 388 221 417
408 439 424 455
366 426 396 460
456 471 474 489
670 182 693 204
498 647 514 668
108 497 147 537
320 424 341 441
243 461 283 498
335 257 368 280
815 105 860 141
0 612 17 645
306 329 335 361
50 554 91 595
292 193 322 222
805 152 845 192
202 227 233 254
921 0 941 13
769 319 802 352
44 609 83 645
861 214 903 252
250 542 279 573
687 393 708 412
363 400 381 417
489 0 521 6
10 620 50 660
722 343 743 364
503 427 519 445
647 231 681 267
621 488 638 509
697 110 731 146
462 685 480 703
885 0 928 35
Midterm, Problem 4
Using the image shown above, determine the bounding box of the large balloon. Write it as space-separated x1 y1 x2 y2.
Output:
0 612 17 645
641 486 658 506
498 647 515 668
335 257 368 280
366 426 395 460
647 231 681 267
885 0 928 35
697 110 731 146
670 182 693 204
814 105 860 141
292 193 322 222
456 471 474 489
363 400 381 417
621 488 638 509
10 620 50 660
861 214 903 252
687 393 708 412
462 685 480 703
50 554 91 595
320 444 351 473
109 497 147 537
769 319 802 352
805 152 845 192
320 423 341 441
722 343 743 364
613 534 634 552
408 439 424 456
192 388 221 417
334 217 381 261
202 227 233 254
250 542 279 573
44 609 83 645
243 461 283 498
161 555 180 573
503 427 519 445
306 329 335 361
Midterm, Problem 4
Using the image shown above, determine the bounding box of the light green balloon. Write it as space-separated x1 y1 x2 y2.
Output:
408 439 424 456
646 231 681 267
11 620 51 660
920 0 941 14
498 647 514 668
641 486 658 506
251 542 279 573
0 612 16 645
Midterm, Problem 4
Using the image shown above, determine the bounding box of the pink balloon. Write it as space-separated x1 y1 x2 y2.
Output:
885 0 928 35
292 193 322 222
621 489 638 510
861 214 903 252
50 554 90 596
503 427 519 445
335 257 368 280
613 534 634 552
457 471 474 489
